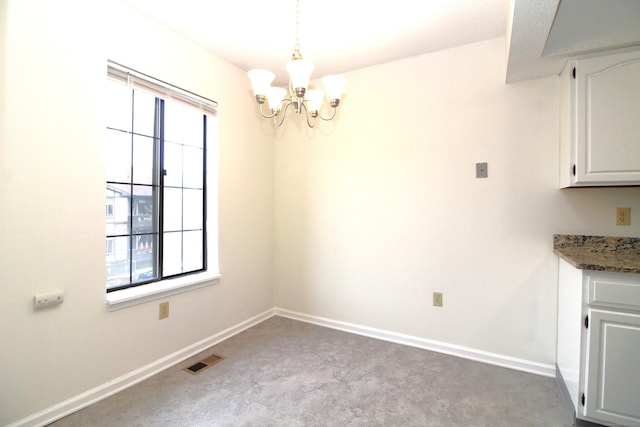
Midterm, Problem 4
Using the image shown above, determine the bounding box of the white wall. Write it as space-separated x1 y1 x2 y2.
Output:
3 3 640 423
0 1 274 424
274 38 640 365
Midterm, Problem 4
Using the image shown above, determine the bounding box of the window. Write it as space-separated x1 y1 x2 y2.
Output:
105 63 218 294
106 239 115 256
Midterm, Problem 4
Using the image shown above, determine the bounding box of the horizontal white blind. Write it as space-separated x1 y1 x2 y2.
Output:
107 61 218 113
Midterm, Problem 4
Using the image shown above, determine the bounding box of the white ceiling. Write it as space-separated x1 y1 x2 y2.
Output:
121 0 640 84
506 0 640 82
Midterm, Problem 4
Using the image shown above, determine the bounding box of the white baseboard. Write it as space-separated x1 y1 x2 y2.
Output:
9 308 276 427
274 307 556 378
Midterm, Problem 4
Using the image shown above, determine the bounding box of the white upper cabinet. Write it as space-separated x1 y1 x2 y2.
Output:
560 48 640 187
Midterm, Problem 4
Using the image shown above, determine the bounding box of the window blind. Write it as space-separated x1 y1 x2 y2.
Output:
107 60 218 113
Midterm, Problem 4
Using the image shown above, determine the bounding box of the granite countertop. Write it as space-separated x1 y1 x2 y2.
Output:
554 235 640 274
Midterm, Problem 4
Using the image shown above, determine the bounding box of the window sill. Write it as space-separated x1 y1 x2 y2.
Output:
106 271 221 311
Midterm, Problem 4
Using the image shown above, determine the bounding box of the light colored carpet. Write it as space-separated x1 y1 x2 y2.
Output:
51 316 571 426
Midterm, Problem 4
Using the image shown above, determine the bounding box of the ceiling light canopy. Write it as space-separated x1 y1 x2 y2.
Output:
247 0 346 128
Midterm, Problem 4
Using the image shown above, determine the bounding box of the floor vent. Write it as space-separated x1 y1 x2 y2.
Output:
183 354 224 375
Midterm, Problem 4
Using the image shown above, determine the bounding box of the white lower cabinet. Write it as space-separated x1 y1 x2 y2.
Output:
557 259 640 425
585 309 640 425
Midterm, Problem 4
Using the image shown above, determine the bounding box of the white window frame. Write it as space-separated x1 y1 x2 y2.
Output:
105 61 220 311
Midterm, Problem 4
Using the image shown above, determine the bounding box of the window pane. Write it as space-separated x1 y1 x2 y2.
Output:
106 184 131 236
132 234 158 283
163 187 182 232
183 230 203 272
162 231 202 276
182 110 204 148
105 129 131 183
183 146 203 189
163 100 184 143
164 100 204 147
132 90 157 136
106 236 130 290
132 135 156 185
162 231 182 276
106 238 115 255
164 141 183 187
131 185 157 235
106 202 114 218
183 189 203 230
106 81 132 131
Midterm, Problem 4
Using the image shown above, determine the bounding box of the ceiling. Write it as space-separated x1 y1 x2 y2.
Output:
121 0 640 84
506 0 640 82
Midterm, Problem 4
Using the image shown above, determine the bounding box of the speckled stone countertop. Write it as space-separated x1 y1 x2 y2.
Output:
553 234 640 274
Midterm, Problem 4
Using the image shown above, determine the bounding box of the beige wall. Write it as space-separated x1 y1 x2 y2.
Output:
273 38 640 364
0 1 274 424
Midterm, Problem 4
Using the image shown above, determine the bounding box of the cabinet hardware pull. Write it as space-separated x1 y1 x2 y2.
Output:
584 315 589 329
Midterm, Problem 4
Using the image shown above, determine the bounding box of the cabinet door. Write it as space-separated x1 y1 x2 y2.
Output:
584 309 640 425
573 50 640 185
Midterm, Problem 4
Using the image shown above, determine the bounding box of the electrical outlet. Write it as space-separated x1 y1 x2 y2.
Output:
433 292 443 307
616 207 630 226
159 301 170 319
34 290 64 309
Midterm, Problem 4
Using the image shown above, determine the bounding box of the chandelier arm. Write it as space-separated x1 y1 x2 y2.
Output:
257 102 278 119
301 102 317 128
275 100 293 127
317 106 338 121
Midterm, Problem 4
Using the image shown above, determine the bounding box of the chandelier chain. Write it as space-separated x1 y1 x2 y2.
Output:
292 0 302 60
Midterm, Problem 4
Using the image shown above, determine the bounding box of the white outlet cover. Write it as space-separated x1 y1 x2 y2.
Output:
34 290 64 308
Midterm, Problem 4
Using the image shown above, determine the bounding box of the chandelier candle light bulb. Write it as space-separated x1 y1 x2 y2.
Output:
247 0 346 127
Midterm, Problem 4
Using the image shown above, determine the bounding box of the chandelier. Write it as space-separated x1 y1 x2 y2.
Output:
247 0 346 128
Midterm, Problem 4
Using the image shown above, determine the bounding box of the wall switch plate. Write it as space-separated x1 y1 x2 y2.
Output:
159 301 170 319
476 162 488 178
34 290 64 309
433 292 443 307
616 207 631 226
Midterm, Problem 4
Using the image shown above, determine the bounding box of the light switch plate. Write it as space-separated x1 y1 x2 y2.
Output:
476 162 488 178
